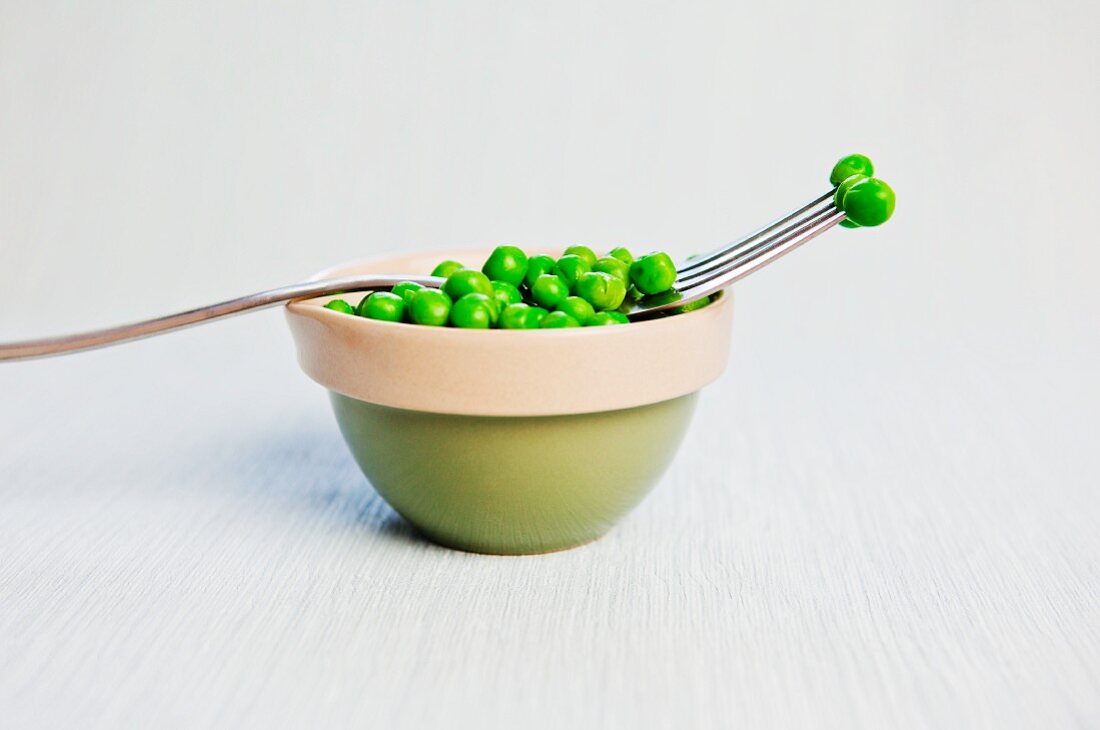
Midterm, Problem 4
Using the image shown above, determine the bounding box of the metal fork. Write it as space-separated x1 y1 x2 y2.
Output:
0 189 844 361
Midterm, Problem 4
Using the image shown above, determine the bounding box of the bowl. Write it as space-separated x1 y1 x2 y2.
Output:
285 249 733 554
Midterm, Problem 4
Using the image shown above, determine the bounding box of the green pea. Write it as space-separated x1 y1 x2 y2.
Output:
482 245 529 287
616 286 643 314
408 288 452 326
391 281 425 305
639 289 683 308
608 247 635 266
357 291 406 322
829 154 874 186
484 295 502 325
539 311 581 328
442 268 493 301
839 219 861 229
556 296 596 325
835 173 868 209
842 177 895 227
499 302 547 329
431 260 465 278
587 311 629 326
490 280 522 312
530 273 569 309
562 245 597 268
575 271 627 311
553 254 591 293
629 252 677 295
593 256 630 283
449 293 496 329
524 255 557 288
498 303 526 329
323 299 355 315
670 295 711 314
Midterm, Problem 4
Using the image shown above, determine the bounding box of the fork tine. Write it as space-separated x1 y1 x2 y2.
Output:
677 201 831 285
677 196 837 285
677 188 838 275
628 203 845 319
678 206 844 293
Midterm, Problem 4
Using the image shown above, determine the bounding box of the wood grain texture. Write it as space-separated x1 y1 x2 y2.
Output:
1 315 1097 729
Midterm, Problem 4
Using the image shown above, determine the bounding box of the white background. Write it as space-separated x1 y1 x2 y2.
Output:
1 2 1098 729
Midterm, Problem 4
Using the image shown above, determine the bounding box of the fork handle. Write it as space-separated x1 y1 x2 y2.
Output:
0 274 443 362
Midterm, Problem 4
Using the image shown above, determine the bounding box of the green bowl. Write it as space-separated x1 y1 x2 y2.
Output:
286 249 733 554
331 392 698 554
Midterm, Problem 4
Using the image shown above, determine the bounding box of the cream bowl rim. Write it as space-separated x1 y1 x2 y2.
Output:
284 248 733 416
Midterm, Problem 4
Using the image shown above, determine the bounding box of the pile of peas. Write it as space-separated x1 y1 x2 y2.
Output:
829 154 896 228
324 245 690 329
324 156 894 326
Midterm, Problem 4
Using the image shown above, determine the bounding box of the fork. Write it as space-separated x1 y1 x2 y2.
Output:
0 188 844 361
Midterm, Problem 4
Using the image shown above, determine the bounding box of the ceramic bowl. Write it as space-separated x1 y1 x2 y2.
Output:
285 249 733 554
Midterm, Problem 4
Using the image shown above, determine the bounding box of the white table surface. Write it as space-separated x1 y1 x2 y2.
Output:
2 2 1099 728
2 302 1097 729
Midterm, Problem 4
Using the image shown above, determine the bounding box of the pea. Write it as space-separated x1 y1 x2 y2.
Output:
357 291 406 322
524 255 557 288
449 293 496 329
593 256 630 283
539 311 581 328
323 298 355 315
575 271 627 311
490 280 522 312
486 296 502 325
391 280 425 305
562 245 597 269
482 245 529 287
587 311 629 326
639 289 683 308
839 219 861 229
553 254 591 293
835 173 868 209
442 268 493 301
556 296 596 325
408 288 452 326
608 247 635 266
842 177 895 227
616 287 643 314
431 260 465 278
629 252 677 295
498 303 526 329
530 273 569 309
670 295 712 314
499 302 547 329
829 154 874 186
